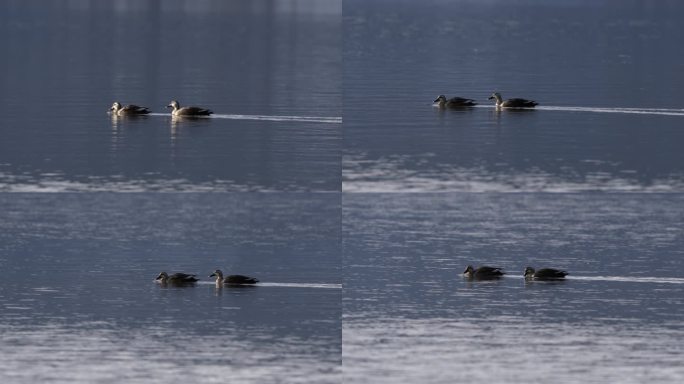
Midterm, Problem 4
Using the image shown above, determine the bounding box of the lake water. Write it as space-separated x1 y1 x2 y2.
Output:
0 0 341 192
343 194 684 383
344 0 684 193
0 193 341 383
343 0 684 383
3 0 684 382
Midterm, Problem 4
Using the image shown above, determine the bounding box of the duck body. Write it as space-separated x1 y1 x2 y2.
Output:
224 275 260 285
524 267 568 280
155 271 199 285
109 102 150 116
463 265 505 279
488 92 537 108
434 95 477 108
167 100 213 116
210 269 259 286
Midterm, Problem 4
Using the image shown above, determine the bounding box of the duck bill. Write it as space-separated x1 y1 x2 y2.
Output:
433 98 440 103
487 96 494 100
209 273 216 278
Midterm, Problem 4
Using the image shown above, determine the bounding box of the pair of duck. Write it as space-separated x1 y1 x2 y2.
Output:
155 269 258 286
109 101 213 117
463 265 568 280
434 92 538 109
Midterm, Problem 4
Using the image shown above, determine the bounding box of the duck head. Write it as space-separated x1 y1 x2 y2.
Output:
209 269 224 280
167 100 180 110
110 102 122 112
488 92 503 104
524 267 535 278
155 271 169 282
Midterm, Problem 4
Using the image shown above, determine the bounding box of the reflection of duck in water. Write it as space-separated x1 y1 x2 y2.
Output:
463 265 505 279
433 95 477 108
488 92 538 108
209 269 259 286
166 100 213 116
109 102 150 116
155 272 199 285
524 267 568 280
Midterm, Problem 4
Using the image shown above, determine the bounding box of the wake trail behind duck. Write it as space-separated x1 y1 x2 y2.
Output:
257 282 342 289
537 106 684 116
197 281 341 289
147 113 341 124
567 276 684 284
507 275 684 284
471 105 684 116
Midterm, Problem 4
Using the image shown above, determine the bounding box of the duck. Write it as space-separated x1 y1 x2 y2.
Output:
109 102 150 116
488 92 538 108
463 265 505 279
434 95 477 108
155 271 199 285
209 269 259 286
166 100 213 116
524 267 568 280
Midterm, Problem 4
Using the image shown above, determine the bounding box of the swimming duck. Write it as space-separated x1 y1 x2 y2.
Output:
155 272 199 285
463 265 505 279
109 102 150 116
488 92 538 108
434 95 477 108
209 269 259 286
524 267 568 280
166 100 213 116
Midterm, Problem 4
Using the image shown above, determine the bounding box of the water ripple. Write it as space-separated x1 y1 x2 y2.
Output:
343 154 684 193
344 316 684 384
0 173 318 192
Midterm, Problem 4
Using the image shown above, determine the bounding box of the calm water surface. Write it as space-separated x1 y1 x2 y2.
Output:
343 193 684 383
343 1 684 381
0 0 341 192
344 0 684 192
0 194 341 383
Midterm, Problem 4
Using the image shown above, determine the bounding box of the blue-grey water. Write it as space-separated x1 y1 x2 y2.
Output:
0 194 341 383
343 1 684 383
0 0 341 192
343 194 684 383
344 0 684 192
4 0 684 382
